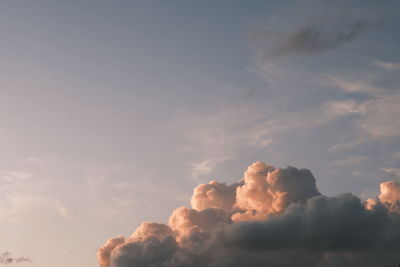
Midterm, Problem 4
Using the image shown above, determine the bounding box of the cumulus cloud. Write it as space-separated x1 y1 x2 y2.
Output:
377 181 400 212
234 162 320 221
191 180 238 212
131 222 174 241
169 206 230 242
98 236 126 267
98 161 400 267
110 236 178 267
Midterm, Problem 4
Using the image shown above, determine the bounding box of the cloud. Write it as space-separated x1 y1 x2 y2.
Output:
359 93 400 138
374 60 400 71
233 162 320 221
381 168 400 179
326 100 366 117
110 236 178 267
0 167 70 222
132 222 174 240
277 22 366 56
377 181 400 212
169 206 229 241
97 236 126 267
326 76 379 93
329 156 368 167
326 91 400 154
0 252 32 265
0 193 70 222
191 180 238 212
97 161 400 267
189 157 230 182
252 20 368 59
177 103 340 162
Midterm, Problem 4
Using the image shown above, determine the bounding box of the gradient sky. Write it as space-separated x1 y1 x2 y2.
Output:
0 1 399 267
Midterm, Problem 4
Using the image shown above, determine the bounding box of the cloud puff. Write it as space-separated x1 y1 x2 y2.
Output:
377 181 400 212
97 236 126 267
98 161 400 267
169 206 229 241
131 222 174 241
234 162 320 221
191 180 238 212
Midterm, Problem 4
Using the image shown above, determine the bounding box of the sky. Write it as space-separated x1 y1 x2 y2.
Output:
0 1 399 267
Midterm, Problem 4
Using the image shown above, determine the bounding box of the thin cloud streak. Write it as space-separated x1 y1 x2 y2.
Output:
0 252 32 265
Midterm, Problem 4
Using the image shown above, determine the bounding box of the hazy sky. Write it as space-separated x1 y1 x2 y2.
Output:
0 1 399 267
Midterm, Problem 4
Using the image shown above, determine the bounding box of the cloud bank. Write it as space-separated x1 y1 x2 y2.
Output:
98 161 400 267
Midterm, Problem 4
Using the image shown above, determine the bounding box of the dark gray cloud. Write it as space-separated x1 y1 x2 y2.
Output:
274 22 367 56
111 236 178 267
252 21 368 58
224 194 385 251
212 196 400 267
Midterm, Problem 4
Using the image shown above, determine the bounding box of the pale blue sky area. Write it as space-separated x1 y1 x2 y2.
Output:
0 1 399 267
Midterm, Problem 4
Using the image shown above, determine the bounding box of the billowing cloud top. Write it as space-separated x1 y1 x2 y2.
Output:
98 162 400 267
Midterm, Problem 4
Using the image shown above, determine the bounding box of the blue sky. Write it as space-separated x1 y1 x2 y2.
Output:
0 1 399 267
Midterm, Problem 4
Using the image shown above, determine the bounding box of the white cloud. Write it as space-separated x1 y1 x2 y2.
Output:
190 160 216 180
326 75 379 93
359 93 400 138
329 156 369 167
374 60 400 71
0 193 69 222
326 100 366 116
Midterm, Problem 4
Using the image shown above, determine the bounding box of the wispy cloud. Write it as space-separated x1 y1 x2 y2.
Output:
381 168 400 179
326 75 379 93
327 92 400 153
0 168 70 222
189 155 232 182
326 100 366 116
275 22 366 56
251 20 368 59
374 60 400 71
329 156 369 167
360 93 400 138
0 252 32 265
